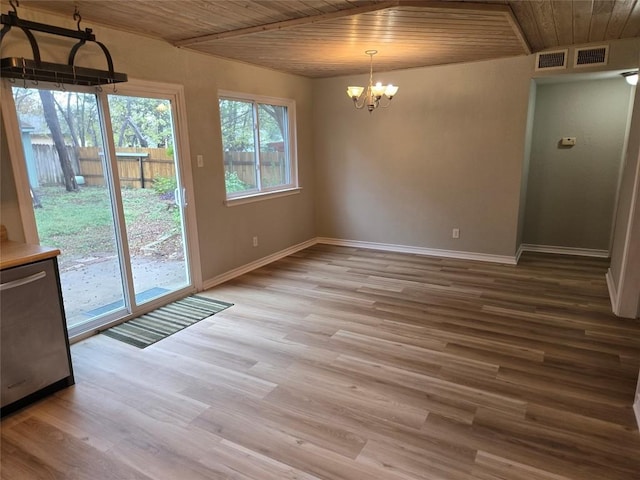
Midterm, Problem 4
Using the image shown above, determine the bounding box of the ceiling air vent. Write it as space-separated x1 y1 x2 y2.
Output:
574 45 609 67
535 49 567 71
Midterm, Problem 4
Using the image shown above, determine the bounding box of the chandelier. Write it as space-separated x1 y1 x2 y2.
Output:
346 50 398 112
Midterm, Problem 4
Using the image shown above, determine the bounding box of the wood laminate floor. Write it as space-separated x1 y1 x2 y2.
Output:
2 245 640 479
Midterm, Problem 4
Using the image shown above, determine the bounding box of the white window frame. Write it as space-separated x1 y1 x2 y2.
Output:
218 90 299 206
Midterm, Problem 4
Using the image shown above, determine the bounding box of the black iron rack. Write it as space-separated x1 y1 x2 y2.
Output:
0 6 127 87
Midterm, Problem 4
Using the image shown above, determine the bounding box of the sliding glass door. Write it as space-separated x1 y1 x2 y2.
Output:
106 94 190 307
6 81 195 336
11 86 126 325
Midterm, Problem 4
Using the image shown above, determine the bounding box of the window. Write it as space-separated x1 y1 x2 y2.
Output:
218 91 298 202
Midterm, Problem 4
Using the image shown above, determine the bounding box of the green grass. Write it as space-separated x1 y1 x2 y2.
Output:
34 187 113 237
34 185 180 260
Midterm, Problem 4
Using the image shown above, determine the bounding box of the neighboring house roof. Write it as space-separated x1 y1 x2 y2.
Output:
19 119 35 132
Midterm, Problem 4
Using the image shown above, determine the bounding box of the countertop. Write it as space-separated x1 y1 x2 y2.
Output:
0 225 60 270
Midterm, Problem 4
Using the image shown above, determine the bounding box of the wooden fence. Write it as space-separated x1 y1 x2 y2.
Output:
77 147 175 188
32 144 80 186
31 145 176 189
30 145 286 189
224 151 286 187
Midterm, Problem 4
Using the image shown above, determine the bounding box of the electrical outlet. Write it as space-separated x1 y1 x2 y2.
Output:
196 154 204 167
252 236 258 247
452 228 460 239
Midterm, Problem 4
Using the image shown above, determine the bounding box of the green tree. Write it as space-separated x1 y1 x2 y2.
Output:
108 96 173 148
219 99 286 152
219 98 254 152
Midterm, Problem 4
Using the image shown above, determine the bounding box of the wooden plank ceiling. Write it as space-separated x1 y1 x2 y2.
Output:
15 0 640 78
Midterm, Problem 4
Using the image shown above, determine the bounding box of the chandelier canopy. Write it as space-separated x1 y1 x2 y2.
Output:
346 50 398 112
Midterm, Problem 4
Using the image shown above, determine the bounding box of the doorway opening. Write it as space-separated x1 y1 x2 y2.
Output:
520 73 636 257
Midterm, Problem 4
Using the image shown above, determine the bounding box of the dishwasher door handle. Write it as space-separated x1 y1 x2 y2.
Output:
0 271 47 292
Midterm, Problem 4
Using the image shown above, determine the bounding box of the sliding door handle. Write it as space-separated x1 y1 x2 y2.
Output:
174 187 187 207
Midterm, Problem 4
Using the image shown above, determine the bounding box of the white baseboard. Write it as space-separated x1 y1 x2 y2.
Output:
202 238 317 290
520 244 609 258
606 268 620 316
316 237 518 265
204 239 615 292
635 367 640 431
202 237 520 291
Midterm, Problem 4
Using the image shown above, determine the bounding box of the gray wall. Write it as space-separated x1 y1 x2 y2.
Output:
523 78 633 251
313 55 534 258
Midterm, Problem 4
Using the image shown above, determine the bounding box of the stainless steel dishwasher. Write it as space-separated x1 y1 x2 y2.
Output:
1 257 74 415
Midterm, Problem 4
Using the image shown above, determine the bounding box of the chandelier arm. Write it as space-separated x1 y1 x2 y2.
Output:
353 85 369 109
353 96 366 109
378 96 392 108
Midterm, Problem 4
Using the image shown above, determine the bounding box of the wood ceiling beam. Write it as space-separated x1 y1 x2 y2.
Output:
399 1 531 54
504 6 532 54
173 0 530 57
173 1 400 47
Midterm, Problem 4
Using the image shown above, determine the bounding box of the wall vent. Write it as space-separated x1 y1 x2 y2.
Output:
535 49 568 71
574 45 609 67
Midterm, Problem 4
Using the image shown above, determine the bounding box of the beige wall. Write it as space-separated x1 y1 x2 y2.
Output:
609 76 640 318
313 55 533 258
0 113 25 243
0 7 316 283
532 38 640 81
523 78 633 251
517 82 537 249
611 83 640 280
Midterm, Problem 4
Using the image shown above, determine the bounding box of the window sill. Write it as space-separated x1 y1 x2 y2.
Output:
224 187 302 207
